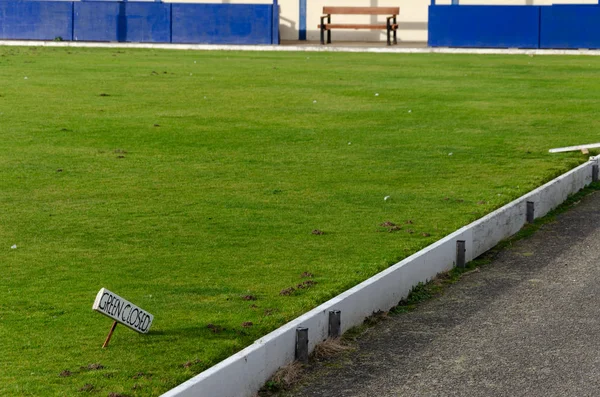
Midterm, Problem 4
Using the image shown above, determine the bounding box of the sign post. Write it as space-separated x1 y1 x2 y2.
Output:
102 321 118 348
92 288 154 348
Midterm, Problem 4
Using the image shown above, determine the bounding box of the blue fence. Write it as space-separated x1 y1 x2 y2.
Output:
429 5 540 48
0 0 279 44
540 5 600 49
0 1 73 40
172 3 273 44
429 4 600 49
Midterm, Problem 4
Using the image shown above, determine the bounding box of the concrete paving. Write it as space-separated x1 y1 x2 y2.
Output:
285 190 600 397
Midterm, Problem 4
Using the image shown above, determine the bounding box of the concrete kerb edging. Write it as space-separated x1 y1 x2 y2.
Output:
6 40 600 56
161 156 599 397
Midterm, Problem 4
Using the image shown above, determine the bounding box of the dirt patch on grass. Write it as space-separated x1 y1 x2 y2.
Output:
78 384 95 392
206 324 224 333
181 359 201 369
279 287 295 296
297 280 317 289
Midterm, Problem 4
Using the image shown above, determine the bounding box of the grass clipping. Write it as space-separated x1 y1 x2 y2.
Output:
260 338 352 394
312 337 353 360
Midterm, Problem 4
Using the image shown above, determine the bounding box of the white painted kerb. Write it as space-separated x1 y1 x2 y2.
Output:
6 40 600 56
162 157 598 397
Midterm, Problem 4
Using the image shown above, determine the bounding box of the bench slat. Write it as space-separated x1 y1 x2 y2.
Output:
319 24 398 30
323 6 399 15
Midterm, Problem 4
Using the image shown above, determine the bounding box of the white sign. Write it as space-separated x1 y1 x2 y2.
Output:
92 288 153 334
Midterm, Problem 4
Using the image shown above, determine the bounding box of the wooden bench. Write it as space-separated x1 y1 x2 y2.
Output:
318 7 399 46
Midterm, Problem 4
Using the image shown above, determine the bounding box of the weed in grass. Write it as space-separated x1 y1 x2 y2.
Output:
242 321 253 328
300 272 314 278
82 363 105 371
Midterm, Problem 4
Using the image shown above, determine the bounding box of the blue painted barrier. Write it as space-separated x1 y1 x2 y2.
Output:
171 3 273 44
73 2 170 42
0 0 278 44
541 5 600 49
428 5 541 49
0 0 73 40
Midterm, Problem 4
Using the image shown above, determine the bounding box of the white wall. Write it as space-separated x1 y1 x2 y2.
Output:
276 0 599 43
279 0 429 42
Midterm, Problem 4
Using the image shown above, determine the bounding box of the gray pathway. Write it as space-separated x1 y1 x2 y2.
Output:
285 190 600 397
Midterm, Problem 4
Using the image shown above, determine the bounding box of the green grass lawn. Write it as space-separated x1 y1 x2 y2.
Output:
1 46 598 396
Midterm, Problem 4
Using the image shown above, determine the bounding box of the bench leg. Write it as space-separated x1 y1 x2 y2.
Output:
320 25 325 45
327 30 331 44
386 19 391 46
393 17 397 45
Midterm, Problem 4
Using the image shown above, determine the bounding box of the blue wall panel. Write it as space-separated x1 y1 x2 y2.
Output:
429 5 540 48
541 6 600 49
172 3 273 45
0 1 277 45
0 0 73 40
74 2 170 42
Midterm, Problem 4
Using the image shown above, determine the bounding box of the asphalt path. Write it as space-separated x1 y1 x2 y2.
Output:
284 190 600 397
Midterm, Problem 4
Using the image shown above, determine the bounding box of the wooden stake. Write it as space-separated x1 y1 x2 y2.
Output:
102 321 118 348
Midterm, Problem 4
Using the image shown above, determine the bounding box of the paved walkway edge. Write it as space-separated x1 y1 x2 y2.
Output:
5 40 600 56
160 157 598 397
